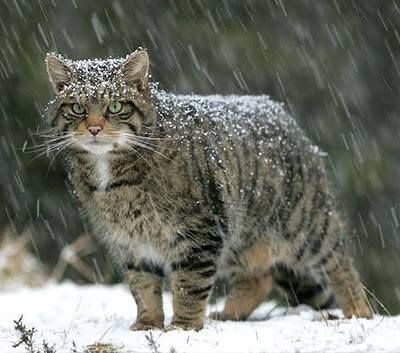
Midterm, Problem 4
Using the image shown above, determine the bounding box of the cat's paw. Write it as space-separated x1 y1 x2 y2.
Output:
343 304 373 319
209 311 241 321
129 320 164 331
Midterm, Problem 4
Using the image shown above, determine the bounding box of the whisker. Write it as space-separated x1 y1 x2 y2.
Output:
28 138 74 164
119 131 174 141
120 133 169 147
121 142 153 168
29 147 59 164
134 135 170 141
123 137 159 149
31 128 59 136
124 138 172 161
119 133 161 148
140 125 158 132
34 133 69 139
24 136 72 152
46 140 77 176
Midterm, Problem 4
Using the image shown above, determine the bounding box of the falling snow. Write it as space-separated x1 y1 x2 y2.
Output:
1 2 400 353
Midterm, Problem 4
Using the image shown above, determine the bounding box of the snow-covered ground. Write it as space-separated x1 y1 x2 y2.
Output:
0 283 399 353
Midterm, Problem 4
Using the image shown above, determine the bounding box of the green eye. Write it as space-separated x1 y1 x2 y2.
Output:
71 103 85 115
108 101 123 114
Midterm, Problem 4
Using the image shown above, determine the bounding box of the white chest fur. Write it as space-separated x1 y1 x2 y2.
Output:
133 242 166 266
94 157 110 191
106 232 169 272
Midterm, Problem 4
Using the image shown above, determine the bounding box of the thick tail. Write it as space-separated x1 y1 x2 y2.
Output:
272 264 335 309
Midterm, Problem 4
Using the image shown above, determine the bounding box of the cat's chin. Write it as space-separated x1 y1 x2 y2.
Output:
80 141 114 155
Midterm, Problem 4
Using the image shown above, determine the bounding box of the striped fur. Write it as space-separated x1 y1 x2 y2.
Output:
44 50 372 331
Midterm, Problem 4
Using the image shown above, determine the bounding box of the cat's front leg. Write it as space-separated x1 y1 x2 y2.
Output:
169 254 217 331
126 264 165 330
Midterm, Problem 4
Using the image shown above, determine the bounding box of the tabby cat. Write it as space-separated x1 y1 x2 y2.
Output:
45 48 372 331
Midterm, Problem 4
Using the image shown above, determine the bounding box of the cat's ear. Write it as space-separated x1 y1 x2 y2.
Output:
46 53 72 93
120 48 149 91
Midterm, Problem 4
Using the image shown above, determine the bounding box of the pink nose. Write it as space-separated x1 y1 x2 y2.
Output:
88 126 102 136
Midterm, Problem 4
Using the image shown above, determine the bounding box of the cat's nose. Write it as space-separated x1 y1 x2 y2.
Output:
88 126 102 136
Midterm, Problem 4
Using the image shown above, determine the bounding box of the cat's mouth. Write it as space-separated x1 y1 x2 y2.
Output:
74 133 130 155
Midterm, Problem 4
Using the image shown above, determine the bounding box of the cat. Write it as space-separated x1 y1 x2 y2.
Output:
44 48 372 331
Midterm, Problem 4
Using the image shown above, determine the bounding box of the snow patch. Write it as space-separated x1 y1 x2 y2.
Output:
1 283 399 353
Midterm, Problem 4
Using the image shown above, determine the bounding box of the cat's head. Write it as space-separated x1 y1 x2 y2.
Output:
45 48 157 156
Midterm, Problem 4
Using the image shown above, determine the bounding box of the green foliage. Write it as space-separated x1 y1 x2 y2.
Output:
13 316 56 353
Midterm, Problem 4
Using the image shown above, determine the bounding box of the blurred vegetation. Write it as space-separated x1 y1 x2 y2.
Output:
0 0 400 312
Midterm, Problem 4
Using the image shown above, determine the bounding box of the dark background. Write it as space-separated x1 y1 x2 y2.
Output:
1 0 400 313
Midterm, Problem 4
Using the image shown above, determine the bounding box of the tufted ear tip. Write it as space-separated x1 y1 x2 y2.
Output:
120 48 149 90
46 53 72 93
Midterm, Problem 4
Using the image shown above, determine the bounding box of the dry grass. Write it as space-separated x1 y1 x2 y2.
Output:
84 343 122 353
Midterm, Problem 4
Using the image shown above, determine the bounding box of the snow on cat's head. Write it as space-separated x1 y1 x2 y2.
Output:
45 48 157 156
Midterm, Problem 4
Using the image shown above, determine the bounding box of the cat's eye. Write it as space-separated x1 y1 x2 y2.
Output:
108 101 123 114
71 103 86 115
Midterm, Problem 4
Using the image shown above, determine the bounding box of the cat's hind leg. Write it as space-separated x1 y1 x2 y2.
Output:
324 255 373 318
272 264 335 309
211 240 274 321
210 270 273 321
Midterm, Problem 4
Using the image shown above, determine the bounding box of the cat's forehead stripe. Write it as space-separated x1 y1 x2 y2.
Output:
63 57 128 98
67 58 125 77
